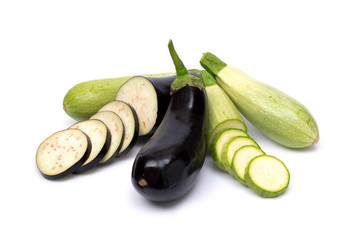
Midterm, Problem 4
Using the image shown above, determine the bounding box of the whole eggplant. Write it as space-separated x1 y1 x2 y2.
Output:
131 41 207 202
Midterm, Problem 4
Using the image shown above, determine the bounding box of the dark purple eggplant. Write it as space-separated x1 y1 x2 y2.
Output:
131 40 207 202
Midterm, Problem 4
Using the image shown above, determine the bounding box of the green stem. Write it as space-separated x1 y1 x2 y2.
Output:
168 40 188 77
168 40 203 94
200 52 227 76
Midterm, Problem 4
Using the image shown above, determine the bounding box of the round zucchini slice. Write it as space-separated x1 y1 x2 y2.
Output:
210 128 248 170
90 111 124 164
222 136 260 174
69 119 111 173
36 128 91 180
98 100 139 157
232 145 265 184
245 155 290 198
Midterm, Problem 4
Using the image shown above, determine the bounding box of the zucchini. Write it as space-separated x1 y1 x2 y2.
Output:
200 53 319 148
232 145 265 184
63 73 174 121
210 128 248 171
69 119 111 173
245 155 290 198
199 70 246 146
90 111 124 164
36 129 91 180
98 100 139 157
221 136 260 175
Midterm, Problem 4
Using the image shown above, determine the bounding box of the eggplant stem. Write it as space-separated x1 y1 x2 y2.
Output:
168 40 204 94
168 40 188 76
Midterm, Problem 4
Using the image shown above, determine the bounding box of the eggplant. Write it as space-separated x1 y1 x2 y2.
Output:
131 40 207 202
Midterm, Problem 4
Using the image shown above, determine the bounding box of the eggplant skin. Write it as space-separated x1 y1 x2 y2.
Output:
131 86 207 202
145 72 199 136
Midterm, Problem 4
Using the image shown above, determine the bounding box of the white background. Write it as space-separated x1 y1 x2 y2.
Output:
1 0 359 239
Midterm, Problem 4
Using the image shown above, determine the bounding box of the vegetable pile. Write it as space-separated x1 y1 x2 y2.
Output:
37 40 319 201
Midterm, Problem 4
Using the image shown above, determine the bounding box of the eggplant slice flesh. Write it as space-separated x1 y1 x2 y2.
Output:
90 111 124 164
69 119 111 173
98 100 139 157
36 128 91 180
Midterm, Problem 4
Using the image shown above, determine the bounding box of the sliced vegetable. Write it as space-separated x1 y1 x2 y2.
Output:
245 155 290 198
98 100 139 157
232 145 265 184
222 136 260 174
200 70 246 146
90 111 124 164
210 128 248 170
36 129 91 180
115 74 177 136
131 40 207 202
63 72 174 121
200 53 319 148
69 119 111 173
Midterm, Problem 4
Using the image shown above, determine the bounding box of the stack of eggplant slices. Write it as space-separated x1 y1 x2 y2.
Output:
36 74 177 180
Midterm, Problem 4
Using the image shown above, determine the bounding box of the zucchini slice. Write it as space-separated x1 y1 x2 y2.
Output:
245 155 290 198
222 136 260 174
36 128 91 180
210 128 248 170
232 145 265 184
98 100 139 157
69 119 111 173
90 111 124 164
115 76 158 136
209 119 247 147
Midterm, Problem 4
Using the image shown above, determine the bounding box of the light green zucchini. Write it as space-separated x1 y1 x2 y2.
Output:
199 70 246 147
63 72 174 121
200 53 319 148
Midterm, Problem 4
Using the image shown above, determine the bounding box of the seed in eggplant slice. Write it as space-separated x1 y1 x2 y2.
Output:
36 128 91 180
90 111 124 164
69 119 111 173
98 100 139 157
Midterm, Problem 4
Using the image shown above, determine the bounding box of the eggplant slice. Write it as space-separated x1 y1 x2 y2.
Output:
36 128 91 180
90 111 124 164
115 75 178 136
98 100 139 157
69 119 111 173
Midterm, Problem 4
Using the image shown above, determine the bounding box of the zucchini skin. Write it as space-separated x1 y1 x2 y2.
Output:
131 86 207 202
63 73 174 121
201 53 319 148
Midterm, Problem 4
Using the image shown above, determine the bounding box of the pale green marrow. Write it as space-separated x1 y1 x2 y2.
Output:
200 53 319 148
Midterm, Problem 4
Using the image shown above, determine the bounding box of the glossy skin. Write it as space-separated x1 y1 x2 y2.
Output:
144 75 176 135
131 86 207 202
145 72 198 135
